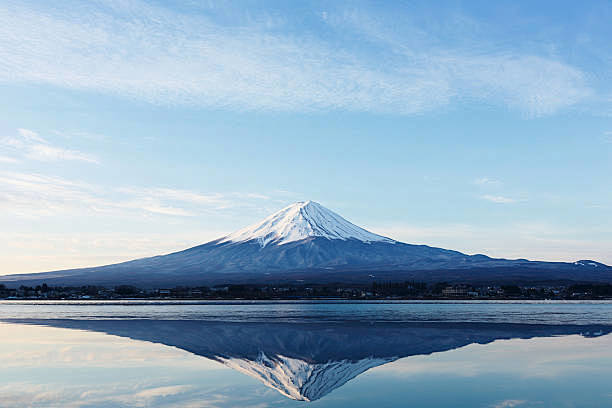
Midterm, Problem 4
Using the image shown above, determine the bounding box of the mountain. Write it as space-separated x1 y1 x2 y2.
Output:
8 319 611 401
1 200 610 286
218 200 395 247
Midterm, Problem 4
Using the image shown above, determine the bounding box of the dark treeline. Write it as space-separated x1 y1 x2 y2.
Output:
2 282 612 300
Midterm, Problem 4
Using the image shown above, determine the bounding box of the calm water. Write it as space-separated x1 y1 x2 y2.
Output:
1 300 612 407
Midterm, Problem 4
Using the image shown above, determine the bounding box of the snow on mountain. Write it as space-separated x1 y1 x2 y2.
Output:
218 352 394 401
219 200 394 247
2 201 610 287
574 260 603 267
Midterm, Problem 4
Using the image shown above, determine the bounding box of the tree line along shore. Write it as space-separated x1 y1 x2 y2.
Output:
2 282 612 300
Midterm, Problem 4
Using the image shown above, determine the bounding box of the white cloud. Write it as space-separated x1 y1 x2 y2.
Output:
491 400 527 408
0 171 282 274
481 195 518 204
25 143 98 163
474 177 501 186
0 171 271 219
0 155 18 163
133 385 193 400
118 187 226 207
0 172 96 217
0 1 593 116
51 129 109 142
1 128 98 163
17 128 45 143
326 9 595 117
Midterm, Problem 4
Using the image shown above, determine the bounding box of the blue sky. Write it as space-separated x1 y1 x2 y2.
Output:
1 0 611 274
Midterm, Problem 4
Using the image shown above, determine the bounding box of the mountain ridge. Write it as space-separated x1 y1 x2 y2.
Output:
1 201 610 286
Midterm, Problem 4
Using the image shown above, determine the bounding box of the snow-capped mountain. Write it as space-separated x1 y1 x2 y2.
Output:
1 201 610 286
218 200 394 247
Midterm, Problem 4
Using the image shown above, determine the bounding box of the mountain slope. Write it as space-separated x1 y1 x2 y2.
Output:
1 201 610 286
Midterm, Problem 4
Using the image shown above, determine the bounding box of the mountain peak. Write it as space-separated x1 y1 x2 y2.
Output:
219 201 394 247
296 199 314 206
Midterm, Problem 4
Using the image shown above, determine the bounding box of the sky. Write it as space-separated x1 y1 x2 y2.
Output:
0 0 611 274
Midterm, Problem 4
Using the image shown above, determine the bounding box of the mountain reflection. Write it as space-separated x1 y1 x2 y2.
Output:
8 319 611 402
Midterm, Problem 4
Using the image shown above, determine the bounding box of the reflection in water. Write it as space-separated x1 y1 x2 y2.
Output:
6 319 611 402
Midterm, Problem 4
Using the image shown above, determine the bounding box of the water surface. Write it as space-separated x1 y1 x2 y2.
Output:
1 301 611 407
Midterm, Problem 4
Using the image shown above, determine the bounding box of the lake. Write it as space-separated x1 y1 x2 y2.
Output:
1 300 611 407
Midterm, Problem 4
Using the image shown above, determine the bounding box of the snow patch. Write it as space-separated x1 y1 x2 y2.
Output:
574 260 600 267
219 200 394 247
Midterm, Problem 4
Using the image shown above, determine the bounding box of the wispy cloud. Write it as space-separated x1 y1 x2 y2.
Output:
133 385 193 400
0 171 283 273
473 178 524 205
604 131 612 143
0 1 593 116
1 128 98 164
118 188 226 207
474 177 502 187
481 195 518 204
0 171 271 219
0 155 18 163
51 129 109 142
491 400 527 408
16 128 45 143
0 172 95 217
25 143 98 163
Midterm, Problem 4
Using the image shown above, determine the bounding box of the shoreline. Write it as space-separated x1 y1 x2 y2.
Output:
2 298 612 304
